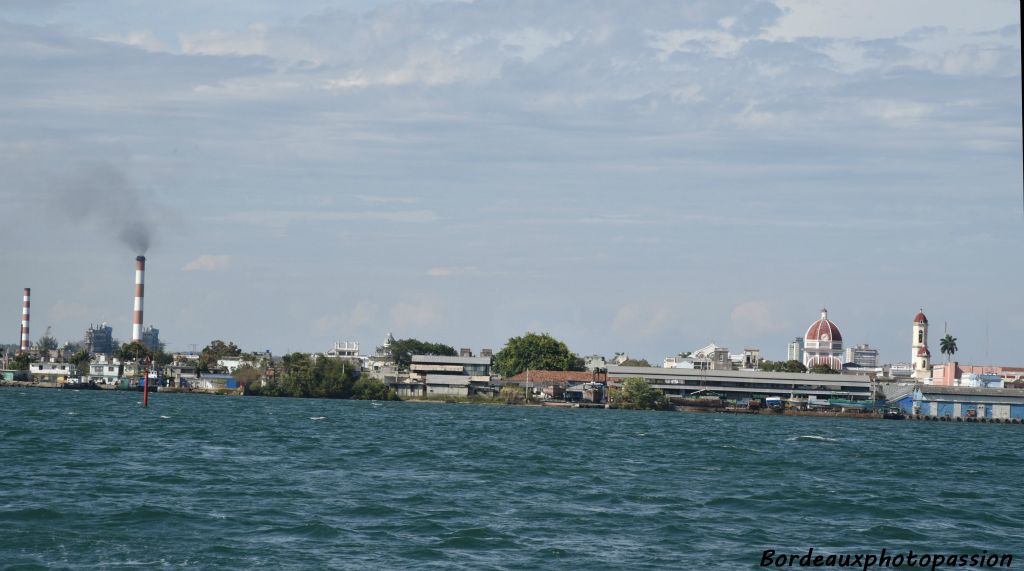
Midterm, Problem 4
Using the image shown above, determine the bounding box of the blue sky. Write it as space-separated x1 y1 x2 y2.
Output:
2 0 1021 364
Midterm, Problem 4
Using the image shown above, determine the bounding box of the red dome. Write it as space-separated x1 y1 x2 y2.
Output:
914 310 928 324
805 309 843 342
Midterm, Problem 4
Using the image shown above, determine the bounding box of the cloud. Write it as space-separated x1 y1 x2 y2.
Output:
49 300 92 322
730 300 784 335
426 266 477 277
610 302 678 339
355 195 420 205
182 255 231 272
391 300 442 329
218 210 439 225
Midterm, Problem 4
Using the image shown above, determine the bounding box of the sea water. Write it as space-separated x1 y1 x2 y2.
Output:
2 388 1021 569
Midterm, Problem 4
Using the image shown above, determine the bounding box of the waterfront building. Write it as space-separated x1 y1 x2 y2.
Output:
905 385 1024 420
191 373 239 391
930 363 1024 387
501 370 608 400
787 337 804 363
606 365 874 403
402 354 493 398
802 308 844 370
29 361 76 383
87 354 122 385
165 363 199 387
911 310 931 380
844 344 879 368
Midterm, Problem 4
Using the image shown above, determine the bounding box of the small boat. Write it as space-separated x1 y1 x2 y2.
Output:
882 407 906 420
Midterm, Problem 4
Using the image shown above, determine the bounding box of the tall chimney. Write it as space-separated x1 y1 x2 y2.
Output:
20 287 30 352
132 256 145 343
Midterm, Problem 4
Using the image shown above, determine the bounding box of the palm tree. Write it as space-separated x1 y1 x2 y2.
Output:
940 334 958 363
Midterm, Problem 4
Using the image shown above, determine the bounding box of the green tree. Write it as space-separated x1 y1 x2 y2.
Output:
762 359 808 373
493 332 584 378
153 350 173 368
808 363 838 374
610 377 671 411
116 341 152 362
382 339 457 371
619 358 652 367
783 360 808 373
500 384 527 404
350 378 396 400
272 353 360 398
69 350 91 374
939 334 958 363
232 364 263 389
36 335 58 352
200 340 242 371
11 352 31 371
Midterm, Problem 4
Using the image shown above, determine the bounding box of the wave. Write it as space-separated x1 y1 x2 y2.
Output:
788 435 839 443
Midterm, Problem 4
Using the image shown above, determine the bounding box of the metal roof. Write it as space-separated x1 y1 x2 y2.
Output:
919 385 1024 397
412 355 491 365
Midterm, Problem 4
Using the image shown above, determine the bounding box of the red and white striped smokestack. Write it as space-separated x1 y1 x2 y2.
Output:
20 288 30 352
132 256 145 343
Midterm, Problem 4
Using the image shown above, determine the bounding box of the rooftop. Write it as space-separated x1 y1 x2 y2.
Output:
411 355 492 366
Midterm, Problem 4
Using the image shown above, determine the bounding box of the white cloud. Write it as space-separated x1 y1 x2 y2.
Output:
500 27 574 62
730 301 784 335
49 300 92 322
426 266 477 277
648 29 745 60
610 302 677 339
391 300 442 329
858 99 934 122
179 24 270 56
182 255 231 272
93 31 167 52
218 210 439 226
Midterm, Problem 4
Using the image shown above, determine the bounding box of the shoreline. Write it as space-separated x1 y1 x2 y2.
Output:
4 382 1021 424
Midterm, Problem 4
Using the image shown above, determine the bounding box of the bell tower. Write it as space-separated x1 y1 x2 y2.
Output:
912 309 930 380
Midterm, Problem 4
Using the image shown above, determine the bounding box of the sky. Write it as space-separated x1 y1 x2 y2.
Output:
1 0 1021 365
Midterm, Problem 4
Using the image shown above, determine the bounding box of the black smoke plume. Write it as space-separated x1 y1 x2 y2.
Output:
52 162 156 254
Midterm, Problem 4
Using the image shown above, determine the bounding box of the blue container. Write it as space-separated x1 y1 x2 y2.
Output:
226 379 238 389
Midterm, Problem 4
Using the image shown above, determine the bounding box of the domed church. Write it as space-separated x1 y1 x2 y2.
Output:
803 308 844 370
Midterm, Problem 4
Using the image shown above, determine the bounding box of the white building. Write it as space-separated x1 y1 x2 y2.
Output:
326 341 360 359
691 343 732 370
88 354 123 385
787 337 804 363
844 344 879 368
30 361 76 382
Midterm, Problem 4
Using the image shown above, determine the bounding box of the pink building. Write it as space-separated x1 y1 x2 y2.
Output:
931 363 1024 386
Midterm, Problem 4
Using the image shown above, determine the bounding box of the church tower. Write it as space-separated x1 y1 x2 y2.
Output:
911 309 931 380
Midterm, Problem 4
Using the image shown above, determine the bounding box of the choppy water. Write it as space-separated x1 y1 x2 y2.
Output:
2 388 1022 569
